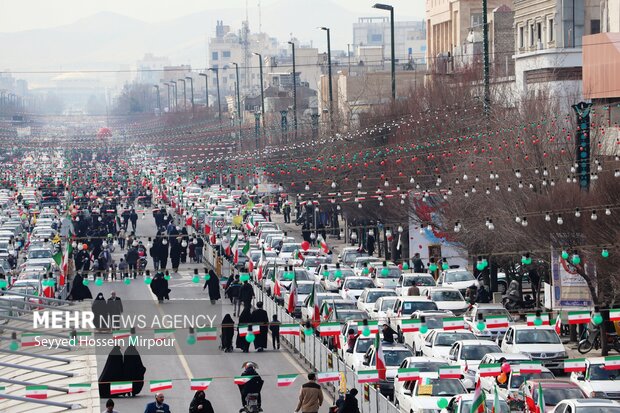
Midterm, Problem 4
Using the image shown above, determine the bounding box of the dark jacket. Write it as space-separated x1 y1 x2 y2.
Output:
144 401 171 413
239 282 254 303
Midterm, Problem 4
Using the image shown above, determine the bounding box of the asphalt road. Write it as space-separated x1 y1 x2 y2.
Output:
92 212 310 413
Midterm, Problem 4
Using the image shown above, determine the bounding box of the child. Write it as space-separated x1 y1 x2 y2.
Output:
269 314 281 350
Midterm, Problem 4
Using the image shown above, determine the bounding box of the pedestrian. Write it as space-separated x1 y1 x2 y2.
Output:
189 390 215 413
123 344 146 396
412 253 425 273
107 291 123 329
150 237 161 271
118 258 129 280
92 293 109 331
236 307 252 353
125 245 139 279
117 228 126 250
159 237 169 270
203 268 221 304
195 236 204 263
179 227 189 263
251 301 269 352
102 398 119 413
129 209 138 232
339 388 360 413
188 240 196 263
295 373 324 413
239 280 254 309
144 393 171 413
169 237 181 273
366 233 375 257
97 346 124 398
68 273 93 301
221 313 235 352
269 314 281 350
150 271 170 302
226 275 242 315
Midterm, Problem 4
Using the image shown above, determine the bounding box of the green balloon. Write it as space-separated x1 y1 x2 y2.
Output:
323 271 330 278
420 325 429 334
334 270 343 279
9 340 19 351
362 268 369 275
521 257 532 265
245 332 256 343
592 313 603 325
437 398 449 409
534 317 543 326
476 321 486 331
476 262 485 271
572 255 581 265
144 276 152 285
95 278 103 286
124 278 131 285
561 250 569 260
192 275 200 283
204 274 211 281
381 267 390 276
0 279 7 289
240 274 251 282
442 263 449 270
187 335 197 345
282 272 294 281
362 326 371 337
402 262 409 270
304 327 313 336
602 249 609 258
164 275 171 281
82 278 89 286
429 263 438 272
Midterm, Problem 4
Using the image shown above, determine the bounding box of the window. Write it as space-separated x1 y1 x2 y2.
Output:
548 18 554 42
519 26 525 48
211 51 218 61
370 33 382 42
471 13 483 28
591 19 600 34
222 50 231 58
530 23 535 46
536 22 542 42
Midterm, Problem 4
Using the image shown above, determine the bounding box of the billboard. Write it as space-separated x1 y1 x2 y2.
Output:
550 250 593 310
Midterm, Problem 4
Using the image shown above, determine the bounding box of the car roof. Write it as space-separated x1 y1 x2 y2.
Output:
402 272 434 277
398 296 434 302
370 342 411 350
455 339 498 346
569 399 620 406
483 352 531 361
511 325 554 331
473 303 506 310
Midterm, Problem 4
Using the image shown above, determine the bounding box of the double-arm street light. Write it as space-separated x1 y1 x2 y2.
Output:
198 72 209 113
170 80 178 111
178 78 187 111
163 82 172 112
287 41 297 133
185 76 194 113
153 85 161 113
373 3 395 100
319 27 333 124
208 67 222 124
232 62 242 124
252 52 266 128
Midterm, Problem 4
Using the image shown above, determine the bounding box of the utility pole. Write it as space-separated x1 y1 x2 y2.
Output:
373 3 395 100
185 76 194 113
320 27 334 129
199 72 209 114
208 68 222 125
178 79 187 111
482 0 491 114
288 41 298 135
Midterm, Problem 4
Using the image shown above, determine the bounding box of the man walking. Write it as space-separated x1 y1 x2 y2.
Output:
144 393 171 413
295 373 323 413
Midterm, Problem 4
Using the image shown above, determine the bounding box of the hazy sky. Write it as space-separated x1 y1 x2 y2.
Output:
0 0 424 32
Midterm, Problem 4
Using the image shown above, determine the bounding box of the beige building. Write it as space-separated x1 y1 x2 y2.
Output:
425 0 513 71
601 0 620 31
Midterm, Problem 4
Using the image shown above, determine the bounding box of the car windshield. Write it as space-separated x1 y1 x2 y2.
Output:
461 344 501 360
415 378 465 396
462 400 509 413
380 299 397 311
533 386 584 405
436 332 475 346
333 302 357 310
281 244 300 253
345 279 374 289
404 276 435 286
335 311 367 321
343 251 366 263
367 291 395 303
424 316 448 330
588 364 620 380
402 301 438 314
417 362 446 373
296 283 316 294
515 330 561 344
445 271 475 282
431 291 463 301
328 269 355 280
278 270 309 282
355 338 373 353
475 308 511 318
382 350 412 366
576 407 620 413
510 372 555 389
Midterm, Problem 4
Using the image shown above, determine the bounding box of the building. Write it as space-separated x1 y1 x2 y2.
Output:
353 17 426 65
137 53 171 86
601 0 620 32
513 0 601 100
425 0 514 73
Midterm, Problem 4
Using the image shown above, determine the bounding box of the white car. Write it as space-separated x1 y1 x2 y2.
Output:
352 256 383 276
421 286 468 315
477 352 534 396
371 264 401 289
437 268 478 294
500 325 567 372
278 242 302 259
447 393 510 413
338 247 368 266
571 357 620 400
403 310 456 348
447 339 502 389
300 292 340 321
398 373 467 413
386 297 439 337
358 341 414 400
419 329 477 359
340 276 376 300
395 273 437 296
464 303 515 340
337 321 375 370
281 281 324 317
549 399 620 413
317 264 356 291
393 357 448 409
370 296 398 324
356 288 397 314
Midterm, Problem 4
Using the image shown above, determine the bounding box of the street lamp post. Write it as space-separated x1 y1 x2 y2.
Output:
164 82 171 112
170 80 178 111
252 53 266 129
185 76 194 113
232 63 242 124
153 85 161 113
208 68 222 124
178 78 187 111
373 3 395 100
320 27 333 126
287 41 298 134
198 72 209 113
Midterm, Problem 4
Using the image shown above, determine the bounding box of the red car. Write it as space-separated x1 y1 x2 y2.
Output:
519 379 587 413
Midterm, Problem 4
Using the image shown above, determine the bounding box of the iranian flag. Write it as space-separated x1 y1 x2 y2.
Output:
471 379 486 413
196 327 217 341
273 278 282 298
397 368 420 381
287 276 297 313
492 384 501 413
113 330 132 340
536 382 545 413
234 376 253 385
563 359 587 373
375 332 387 380
442 317 465 331
280 323 301 336
485 315 510 329
357 370 380 383
478 363 502 377
59 241 73 287
67 383 91 393
21 333 40 347
238 324 250 337
604 356 620 370
527 313 550 326
568 311 591 325
519 361 542 374
358 320 379 334
154 328 175 342
317 234 329 254
190 378 213 391
400 319 421 333
110 382 133 395
554 316 562 335
439 366 461 379
318 322 340 337
277 374 298 387
317 371 340 383
256 249 267 281
307 282 320 327
149 380 173 392
245 220 254 231
320 301 332 320
610 309 620 322
25 385 48 399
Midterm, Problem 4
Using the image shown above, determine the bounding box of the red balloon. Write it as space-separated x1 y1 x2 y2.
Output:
301 241 310 251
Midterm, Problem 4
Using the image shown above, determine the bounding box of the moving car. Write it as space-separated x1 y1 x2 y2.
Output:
570 357 620 399
518 380 586 413
464 303 514 340
418 329 477 359
446 393 510 413
340 276 376 300
549 399 620 413
395 273 437 296
437 269 478 294
359 341 414 400
421 287 468 315
397 373 467 413
357 288 397 314
500 325 567 372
